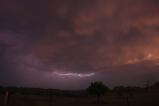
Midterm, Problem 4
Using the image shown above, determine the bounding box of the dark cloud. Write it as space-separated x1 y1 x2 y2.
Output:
0 0 159 89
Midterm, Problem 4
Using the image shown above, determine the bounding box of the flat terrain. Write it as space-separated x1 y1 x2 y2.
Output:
0 91 159 106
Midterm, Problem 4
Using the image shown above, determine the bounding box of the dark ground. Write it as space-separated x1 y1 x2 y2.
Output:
0 89 159 106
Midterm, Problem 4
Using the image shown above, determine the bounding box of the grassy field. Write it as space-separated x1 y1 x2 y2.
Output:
0 91 159 106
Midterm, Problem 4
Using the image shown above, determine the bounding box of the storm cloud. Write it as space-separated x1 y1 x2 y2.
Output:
0 0 159 89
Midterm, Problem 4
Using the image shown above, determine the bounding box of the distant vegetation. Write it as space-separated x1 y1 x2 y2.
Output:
86 81 109 103
0 81 159 106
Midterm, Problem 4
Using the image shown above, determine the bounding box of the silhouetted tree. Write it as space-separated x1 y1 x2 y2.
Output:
86 81 109 104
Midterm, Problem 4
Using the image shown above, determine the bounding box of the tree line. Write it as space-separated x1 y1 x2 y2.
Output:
0 81 159 105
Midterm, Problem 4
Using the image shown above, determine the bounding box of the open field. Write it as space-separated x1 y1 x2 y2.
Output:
0 91 159 106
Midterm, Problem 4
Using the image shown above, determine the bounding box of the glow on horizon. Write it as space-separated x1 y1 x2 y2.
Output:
53 71 95 78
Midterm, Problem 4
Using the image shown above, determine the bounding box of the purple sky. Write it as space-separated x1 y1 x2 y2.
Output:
0 0 159 89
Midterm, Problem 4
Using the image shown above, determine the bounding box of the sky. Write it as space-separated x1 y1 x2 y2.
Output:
0 0 159 89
